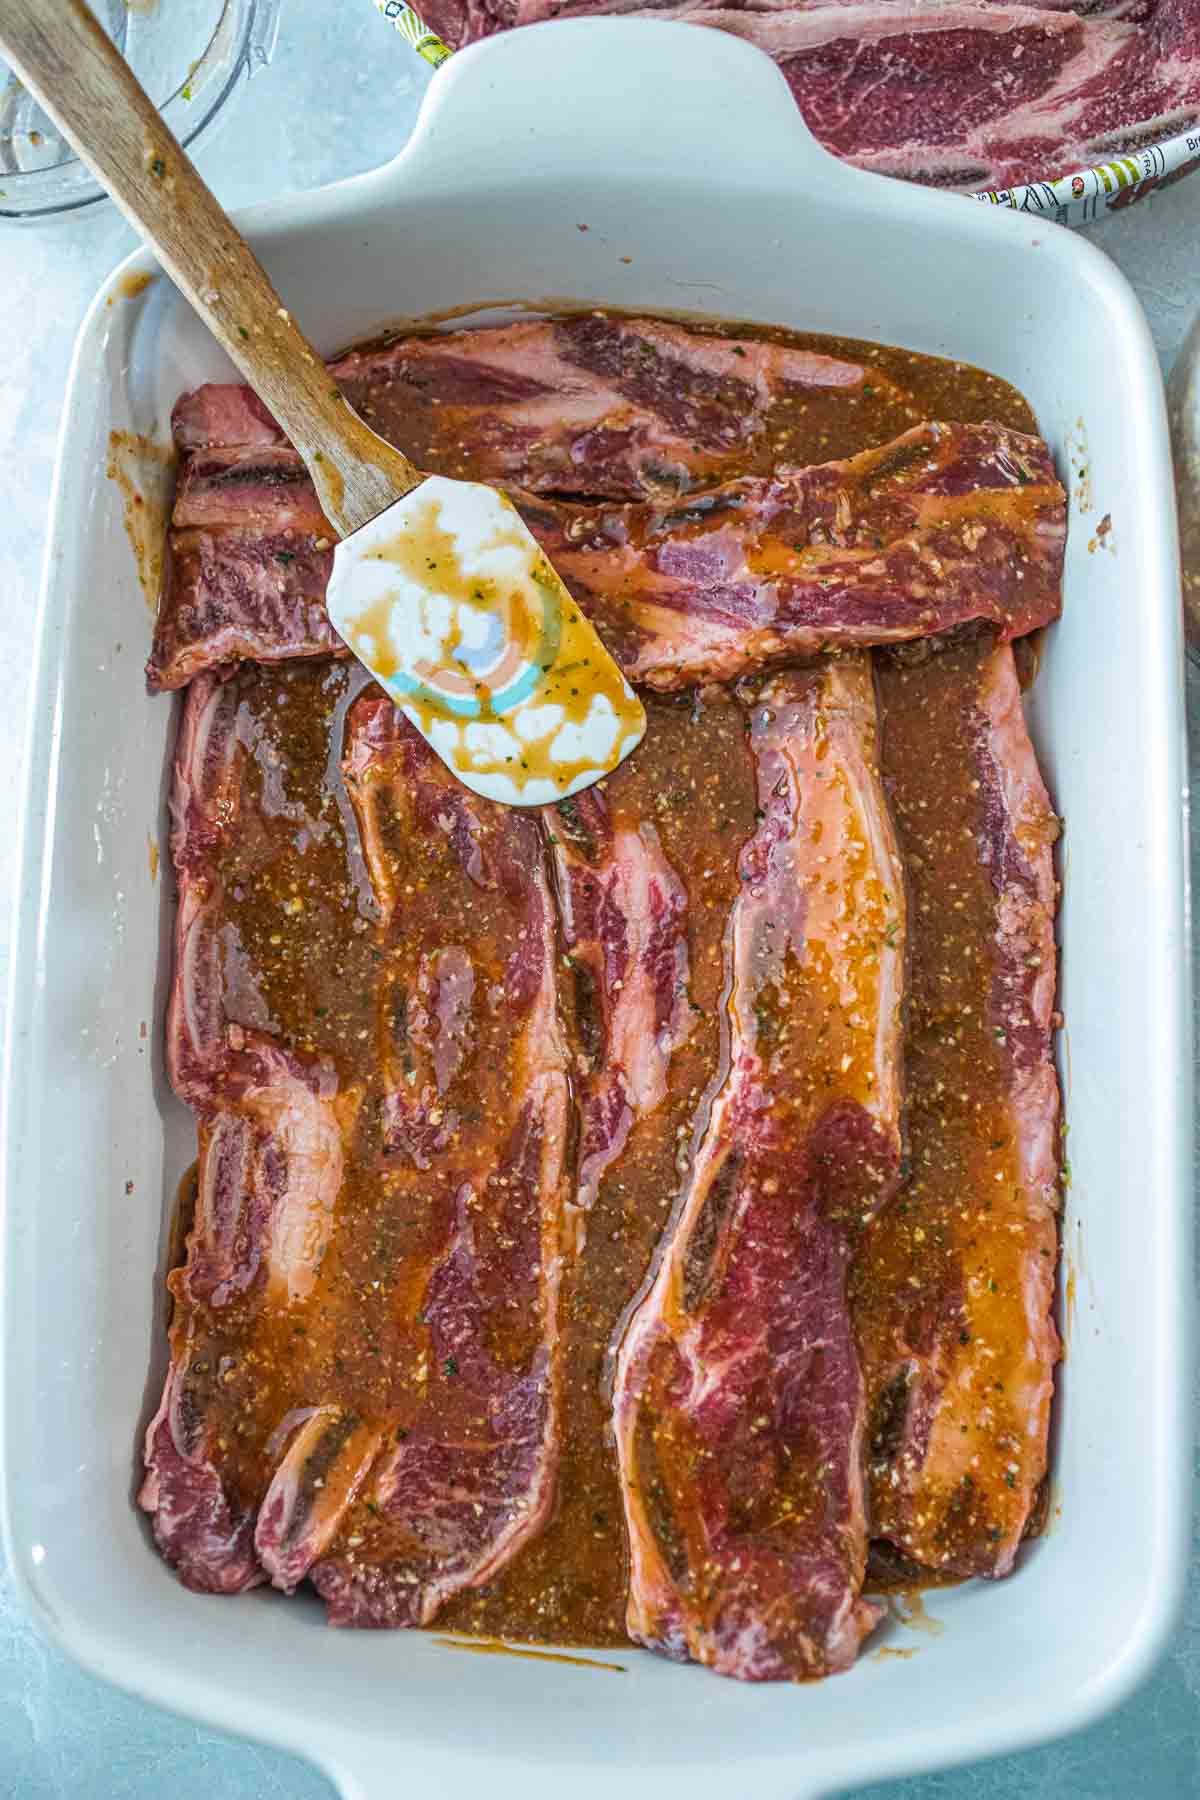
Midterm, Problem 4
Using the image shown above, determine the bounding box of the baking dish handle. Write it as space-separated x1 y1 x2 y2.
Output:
324 1745 842 1800
391 16 851 198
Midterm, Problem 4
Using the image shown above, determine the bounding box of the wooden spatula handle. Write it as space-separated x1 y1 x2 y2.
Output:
0 0 421 535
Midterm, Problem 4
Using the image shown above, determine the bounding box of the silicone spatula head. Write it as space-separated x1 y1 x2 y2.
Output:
327 479 645 806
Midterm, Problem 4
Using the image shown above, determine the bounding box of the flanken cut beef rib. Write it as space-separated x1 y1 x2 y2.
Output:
853 638 1060 1578
142 666 571 1625
174 314 910 500
302 694 570 1626
416 0 1200 193
543 784 697 1237
521 421 1065 687
148 416 1064 691
612 658 906 1680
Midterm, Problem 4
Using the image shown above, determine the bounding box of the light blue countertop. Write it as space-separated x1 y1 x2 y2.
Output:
1 10 1197 1796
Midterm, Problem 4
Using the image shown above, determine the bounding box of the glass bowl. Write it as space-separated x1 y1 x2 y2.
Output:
0 0 281 220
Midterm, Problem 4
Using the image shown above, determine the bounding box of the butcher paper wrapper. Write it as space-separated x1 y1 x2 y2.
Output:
976 127 1200 227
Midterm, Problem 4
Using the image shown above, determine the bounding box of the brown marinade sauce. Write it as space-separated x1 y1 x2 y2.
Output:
172 323 1040 1642
664 320 1036 464
440 689 756 1644
356 312 1036 475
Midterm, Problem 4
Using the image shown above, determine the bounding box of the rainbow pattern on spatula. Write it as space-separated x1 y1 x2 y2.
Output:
325 477 645 807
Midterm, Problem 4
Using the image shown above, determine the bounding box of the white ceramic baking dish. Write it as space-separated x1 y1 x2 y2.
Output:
2 21 1191 1798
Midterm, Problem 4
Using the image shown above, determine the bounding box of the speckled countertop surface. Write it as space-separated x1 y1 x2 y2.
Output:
1 11 1198 1797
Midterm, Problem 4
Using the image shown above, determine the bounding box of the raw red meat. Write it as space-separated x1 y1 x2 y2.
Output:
418 0 1200 192
523 420 1065 686
173 383 282 451
164 671 344 1107
281 694 571 1624
544 784 697 1236
853 638 1060 1578
174 314 907 500
140 1361 263 1594
441 688 759 1651
612 657 907 1680
145 310 1066 1672
153 528 338 692
148 420 1065 691
140 1068 347 1591
143 665 572 1624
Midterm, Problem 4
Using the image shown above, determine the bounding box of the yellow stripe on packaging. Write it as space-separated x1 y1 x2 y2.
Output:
373 0 453 68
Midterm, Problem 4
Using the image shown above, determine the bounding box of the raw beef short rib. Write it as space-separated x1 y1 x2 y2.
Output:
612 656 906 1680
544 784 697 1239
142 667 571 1625
148 420 1064 692
416 0 1200 194
523 420 1065 687
173 313 909 500
853 638 1061 1577
296 695 571 1625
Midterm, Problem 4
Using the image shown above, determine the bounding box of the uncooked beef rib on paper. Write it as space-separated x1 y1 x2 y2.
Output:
418 0 1200 193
